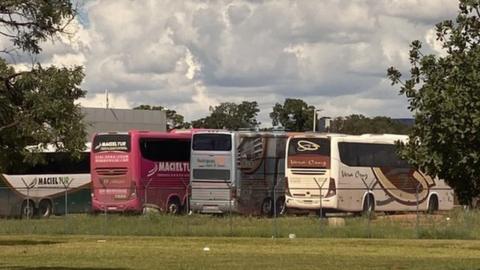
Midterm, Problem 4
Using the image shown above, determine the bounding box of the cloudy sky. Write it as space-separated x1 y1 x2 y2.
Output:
5 0 459 125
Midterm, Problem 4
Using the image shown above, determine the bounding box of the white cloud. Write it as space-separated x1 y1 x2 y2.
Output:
1 0 460 126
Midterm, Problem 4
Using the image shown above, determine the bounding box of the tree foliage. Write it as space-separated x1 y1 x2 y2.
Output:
0 0 76 54
191 101 260 130
269 98 314 131
133 104 190 130
329 114 412 135
387 0 480 204
0 0 85 172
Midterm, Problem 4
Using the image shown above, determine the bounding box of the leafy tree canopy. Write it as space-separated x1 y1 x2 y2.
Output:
191 101 260 130
329 114 412 135
387 0 480 205
269 98 314 132
0 0 86 172
133 104 190 130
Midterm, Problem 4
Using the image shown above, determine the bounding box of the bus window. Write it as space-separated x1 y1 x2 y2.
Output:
5 152 90 175
140 139 190 161
192 169 230 181
192 134 231 151
338 142 409 168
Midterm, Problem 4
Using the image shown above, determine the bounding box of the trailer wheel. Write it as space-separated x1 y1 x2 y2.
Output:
261 198 273 216
167 198 181 215
21 200 35 219
37 200 52 218
427 195 439 214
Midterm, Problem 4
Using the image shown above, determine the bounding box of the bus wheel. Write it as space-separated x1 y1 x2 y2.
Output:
37 200 52 218
362 194 375 217
21 200 35 219
261 198 273 216
167 198 181 215
427 195 439 214
275 197 286 216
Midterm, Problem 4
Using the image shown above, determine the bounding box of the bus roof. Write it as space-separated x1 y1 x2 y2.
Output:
94 129 200 139
336 134 408 144
288 133 409 144
289 133 347 139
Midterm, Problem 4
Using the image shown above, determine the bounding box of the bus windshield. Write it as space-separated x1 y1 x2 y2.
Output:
288 138 330 156
287 138 330 169
93 134 131 153
192 134 231 151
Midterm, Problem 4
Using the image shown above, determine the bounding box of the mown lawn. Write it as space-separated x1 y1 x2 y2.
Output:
0 235 479 270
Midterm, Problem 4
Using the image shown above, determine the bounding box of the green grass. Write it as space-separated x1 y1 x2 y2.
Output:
0 235 479 269
1 208 480 239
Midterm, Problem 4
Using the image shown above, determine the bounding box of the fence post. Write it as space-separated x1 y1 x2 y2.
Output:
64 187 68 234
319 186 323 220
20 178 32 221
101 183 107 236
416 184 420 238
273 185 277 238
143 178 153 212
228 183 233 237
186 182 190 236
313 177 327 231
367 189 371 238
27 186 30 221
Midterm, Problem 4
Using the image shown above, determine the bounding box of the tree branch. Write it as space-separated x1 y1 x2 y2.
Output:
0 120 19 132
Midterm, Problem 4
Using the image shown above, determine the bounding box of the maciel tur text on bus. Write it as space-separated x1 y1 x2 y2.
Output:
0 145 91 218
91 130 192 214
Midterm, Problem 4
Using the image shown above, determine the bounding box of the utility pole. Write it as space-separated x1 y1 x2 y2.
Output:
313 108 322 132
105 89 109 109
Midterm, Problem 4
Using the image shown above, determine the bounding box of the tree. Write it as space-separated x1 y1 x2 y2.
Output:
269 98 314 131
133 105 190 130
329 114 411 135
387 0 480 205
191 101 260 130
0 1 86 172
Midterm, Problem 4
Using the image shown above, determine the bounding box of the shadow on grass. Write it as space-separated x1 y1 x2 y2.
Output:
0 267 129 270
0 240 62 246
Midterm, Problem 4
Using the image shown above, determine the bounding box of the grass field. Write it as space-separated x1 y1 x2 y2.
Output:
0 209 479 239
0 235 480 269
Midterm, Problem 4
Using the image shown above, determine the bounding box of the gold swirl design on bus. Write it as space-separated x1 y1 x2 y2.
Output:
372 167 436 205
296 140 320 152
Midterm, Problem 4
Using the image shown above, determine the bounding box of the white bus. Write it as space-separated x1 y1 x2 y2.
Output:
285 133 454 215
0 145 91 218
190 130 287 216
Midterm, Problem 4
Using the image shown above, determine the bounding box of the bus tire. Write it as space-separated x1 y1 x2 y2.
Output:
427 195 439 214
21 200 35 219
167 198 181 215
362 194 375 217
37 200 52 218
261 198 273 216
275 196 286 216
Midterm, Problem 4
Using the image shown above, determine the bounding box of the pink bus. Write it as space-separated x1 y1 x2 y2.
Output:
91 130 192 214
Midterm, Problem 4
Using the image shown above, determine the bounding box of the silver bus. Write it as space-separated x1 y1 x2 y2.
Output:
190 130 287 216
